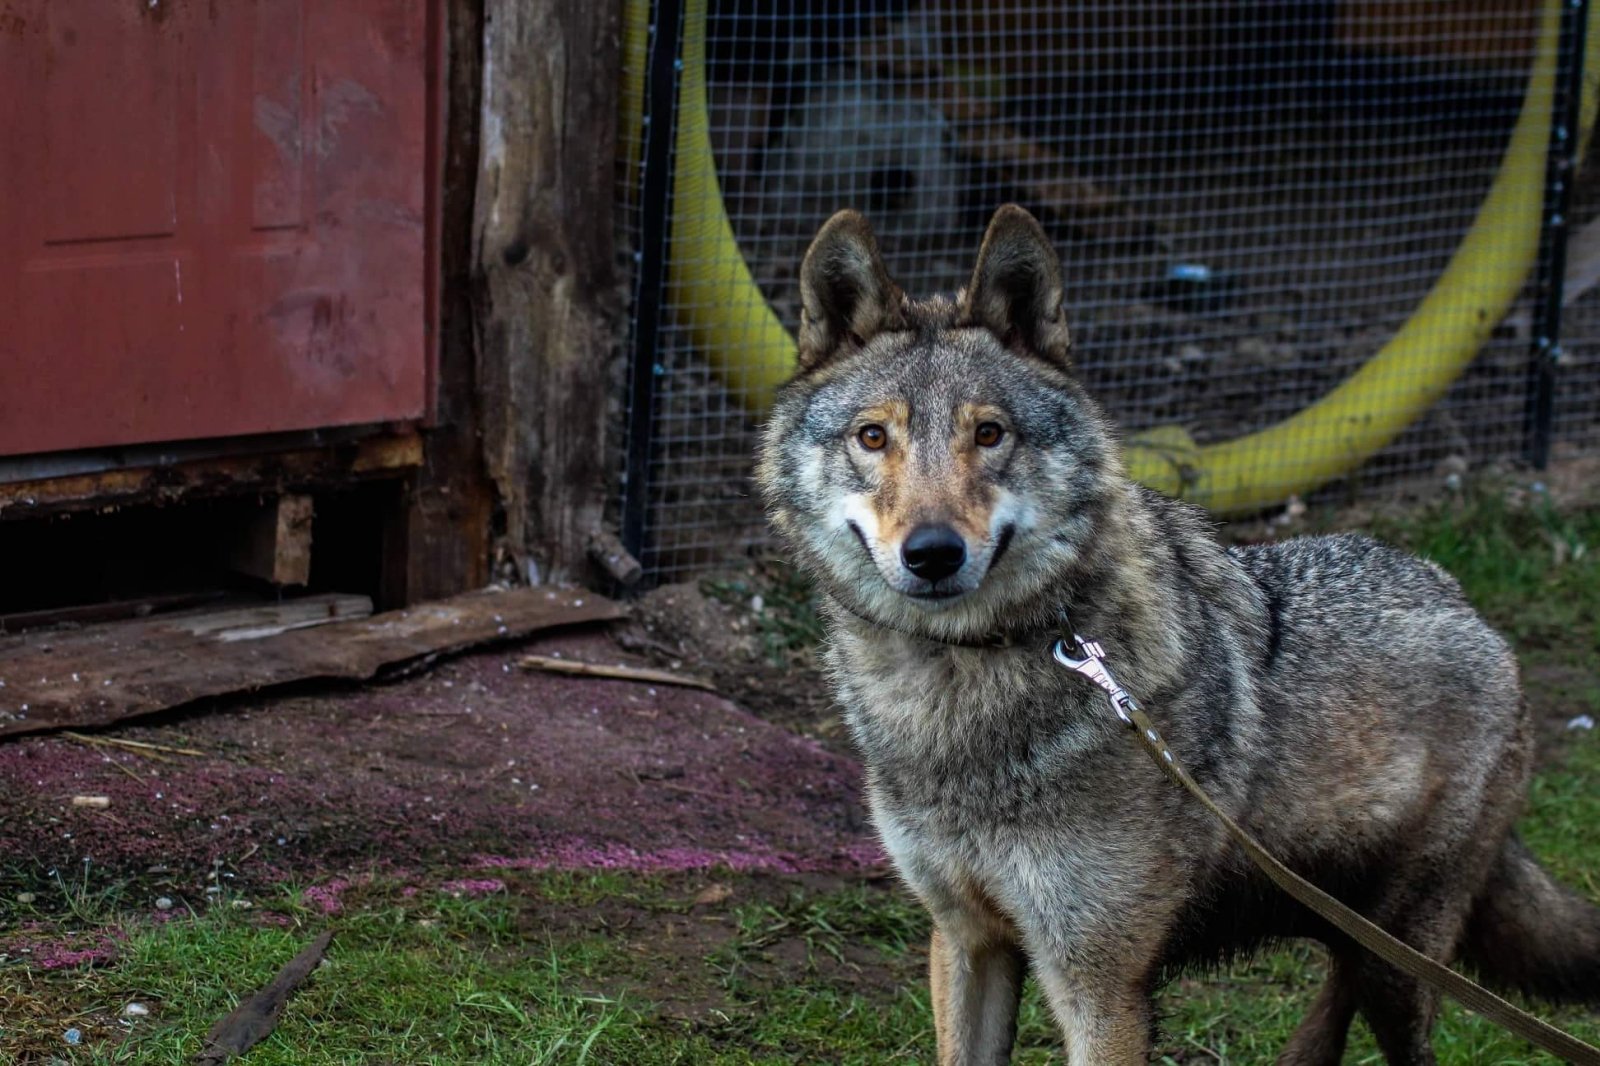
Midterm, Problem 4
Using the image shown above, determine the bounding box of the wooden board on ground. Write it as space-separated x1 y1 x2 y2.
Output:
0 587 623 738
170 594 372 641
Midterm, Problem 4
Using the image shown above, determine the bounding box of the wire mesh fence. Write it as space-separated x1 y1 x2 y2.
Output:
619 0 1600 583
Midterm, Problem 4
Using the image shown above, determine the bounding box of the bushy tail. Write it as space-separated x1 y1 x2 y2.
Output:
1461 836 1600 1004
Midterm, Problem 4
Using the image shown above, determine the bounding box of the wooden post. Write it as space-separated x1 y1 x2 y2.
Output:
219 495 315 587
472 0 624 585
381 0 497 608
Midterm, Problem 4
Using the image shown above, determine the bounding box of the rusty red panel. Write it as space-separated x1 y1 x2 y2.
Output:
0 0 437 458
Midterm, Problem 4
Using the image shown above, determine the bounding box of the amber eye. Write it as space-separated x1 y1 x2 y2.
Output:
857 424 888 451
975 422 1005 448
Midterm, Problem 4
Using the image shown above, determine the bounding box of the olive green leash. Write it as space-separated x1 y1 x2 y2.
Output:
1053 632 1600 1066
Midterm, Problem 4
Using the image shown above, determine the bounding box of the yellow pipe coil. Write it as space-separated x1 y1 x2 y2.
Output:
625 0 1598 514
622 0 795 405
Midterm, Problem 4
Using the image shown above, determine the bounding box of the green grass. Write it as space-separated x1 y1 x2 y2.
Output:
3 871 948 1065
2 880 639 1064
12 806 1598 1065
4 493 1599 1064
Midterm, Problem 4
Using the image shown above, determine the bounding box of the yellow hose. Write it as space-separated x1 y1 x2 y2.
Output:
627 0 1598 514
1124 0 1600 510
624 0 795 403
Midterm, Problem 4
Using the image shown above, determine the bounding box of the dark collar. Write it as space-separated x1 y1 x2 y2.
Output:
825 593 1063 650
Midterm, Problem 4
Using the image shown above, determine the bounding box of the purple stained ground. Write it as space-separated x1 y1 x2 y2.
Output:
0 630 883 904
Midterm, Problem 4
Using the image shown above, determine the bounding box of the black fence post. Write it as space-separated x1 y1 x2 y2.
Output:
1528 0 1590 470
621 0 686 567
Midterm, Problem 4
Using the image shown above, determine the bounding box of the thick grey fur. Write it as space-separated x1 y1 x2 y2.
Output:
756 205 1600 1065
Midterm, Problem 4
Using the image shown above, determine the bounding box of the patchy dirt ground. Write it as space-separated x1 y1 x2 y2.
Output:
623 576 843 749
2 483 1596 1062
5 470 1595 907
0 627 880 907
509 867 920 1025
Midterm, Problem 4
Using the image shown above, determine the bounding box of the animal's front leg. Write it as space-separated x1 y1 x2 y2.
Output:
929 924 1026 1065
1033 963 1152 1066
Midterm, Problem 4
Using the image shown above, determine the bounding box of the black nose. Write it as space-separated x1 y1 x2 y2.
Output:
901 525 967 582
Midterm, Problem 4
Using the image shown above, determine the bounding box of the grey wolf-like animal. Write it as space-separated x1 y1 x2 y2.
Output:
756 204 1600 1064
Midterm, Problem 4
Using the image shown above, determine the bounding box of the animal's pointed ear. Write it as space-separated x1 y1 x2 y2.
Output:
797 210 905 371
960 204 1072 368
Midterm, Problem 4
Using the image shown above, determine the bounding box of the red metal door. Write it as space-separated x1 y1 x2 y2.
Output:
0 0 436 458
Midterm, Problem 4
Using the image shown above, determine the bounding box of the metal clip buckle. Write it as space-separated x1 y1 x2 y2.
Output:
1052 635 1137 726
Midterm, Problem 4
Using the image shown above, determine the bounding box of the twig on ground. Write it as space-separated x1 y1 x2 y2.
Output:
517 654 717 693
61 731 206 758
622 768 727 801
104 757 148 783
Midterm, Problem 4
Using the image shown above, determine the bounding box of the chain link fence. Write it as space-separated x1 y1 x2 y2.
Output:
619 0 1600 583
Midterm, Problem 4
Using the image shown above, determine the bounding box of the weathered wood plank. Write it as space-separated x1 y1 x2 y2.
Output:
0 433 422 522
170 594 372 642
0 591 226 634
473 0 624 584
380 0 496 608
0 587 623 738
219 495 315 587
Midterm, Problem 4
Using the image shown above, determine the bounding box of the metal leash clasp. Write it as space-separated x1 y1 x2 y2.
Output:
1052 634 1138 726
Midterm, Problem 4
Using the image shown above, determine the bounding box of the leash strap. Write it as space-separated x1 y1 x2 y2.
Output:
1053 636 1600 1065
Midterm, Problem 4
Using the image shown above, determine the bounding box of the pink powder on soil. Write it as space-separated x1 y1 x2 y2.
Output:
471 836 886 875
0 640 880 893
11 930 122 970
301 877 355 915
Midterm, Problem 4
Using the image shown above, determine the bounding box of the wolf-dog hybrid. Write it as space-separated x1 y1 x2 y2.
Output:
757 205 1600 1064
